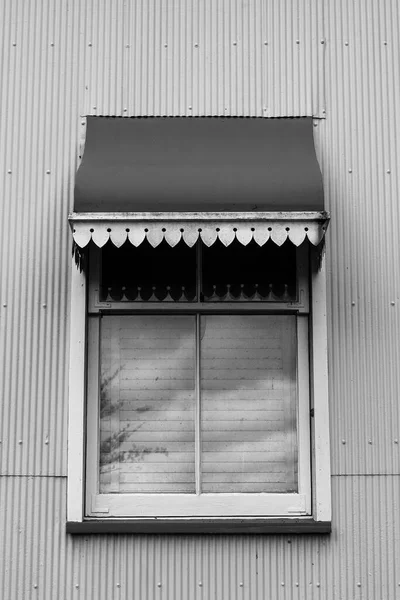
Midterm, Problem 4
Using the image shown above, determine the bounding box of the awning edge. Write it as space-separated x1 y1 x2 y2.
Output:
69 212 329 249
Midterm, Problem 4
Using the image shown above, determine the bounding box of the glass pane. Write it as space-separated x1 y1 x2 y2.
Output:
99 315 196 493
200 315 297 493
201 239 297 302
100 240 197 302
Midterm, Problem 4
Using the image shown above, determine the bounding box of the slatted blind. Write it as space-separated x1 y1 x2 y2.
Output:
99 314 297 494
99 315 196 493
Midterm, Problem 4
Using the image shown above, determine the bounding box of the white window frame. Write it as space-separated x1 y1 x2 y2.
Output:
67 235 331 530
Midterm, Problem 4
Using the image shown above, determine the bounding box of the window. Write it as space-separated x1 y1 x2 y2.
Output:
68 236 329 526
67 116 331 531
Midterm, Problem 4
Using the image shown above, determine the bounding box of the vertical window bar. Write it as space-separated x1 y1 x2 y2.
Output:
195 313 201 494
196 239 202 300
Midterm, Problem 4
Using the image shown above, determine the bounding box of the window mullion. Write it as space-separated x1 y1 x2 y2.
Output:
195 313 201 495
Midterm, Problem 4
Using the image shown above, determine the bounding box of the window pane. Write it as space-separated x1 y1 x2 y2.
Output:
99 315 196 493
201 239 297 302
200 315 297 493
100 240 197 302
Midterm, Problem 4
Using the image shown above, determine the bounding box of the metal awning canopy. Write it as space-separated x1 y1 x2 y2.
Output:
69 117 329 248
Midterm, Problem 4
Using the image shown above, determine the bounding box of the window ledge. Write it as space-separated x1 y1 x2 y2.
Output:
67 518 331 535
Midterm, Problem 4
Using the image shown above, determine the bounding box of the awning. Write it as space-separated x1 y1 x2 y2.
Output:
70 117 329 248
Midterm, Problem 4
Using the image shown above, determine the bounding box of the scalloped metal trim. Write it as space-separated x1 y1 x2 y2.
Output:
69 212 329 249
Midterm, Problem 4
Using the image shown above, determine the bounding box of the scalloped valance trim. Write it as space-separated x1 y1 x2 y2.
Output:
69 212 329 249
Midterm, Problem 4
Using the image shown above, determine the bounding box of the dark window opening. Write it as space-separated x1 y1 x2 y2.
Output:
100 239 197 302
99 238 297 303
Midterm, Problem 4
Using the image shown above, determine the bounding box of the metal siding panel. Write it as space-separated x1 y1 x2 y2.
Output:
81 0 324 117
0 0 80 476
0 477 400 598
321 0 400 475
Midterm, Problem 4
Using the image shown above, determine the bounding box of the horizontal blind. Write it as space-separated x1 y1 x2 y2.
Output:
200 315 297 493
99 315 196 493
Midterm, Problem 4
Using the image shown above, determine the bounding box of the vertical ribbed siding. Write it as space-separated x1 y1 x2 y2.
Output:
0 477 399 599
0 0 83 476
0 0 400 598
82 0 325 117
321 0 400 475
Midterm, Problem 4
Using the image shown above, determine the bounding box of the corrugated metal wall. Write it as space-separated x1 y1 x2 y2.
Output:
0 0 399 597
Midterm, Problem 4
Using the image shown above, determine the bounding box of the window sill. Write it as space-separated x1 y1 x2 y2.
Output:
67 518 331 535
